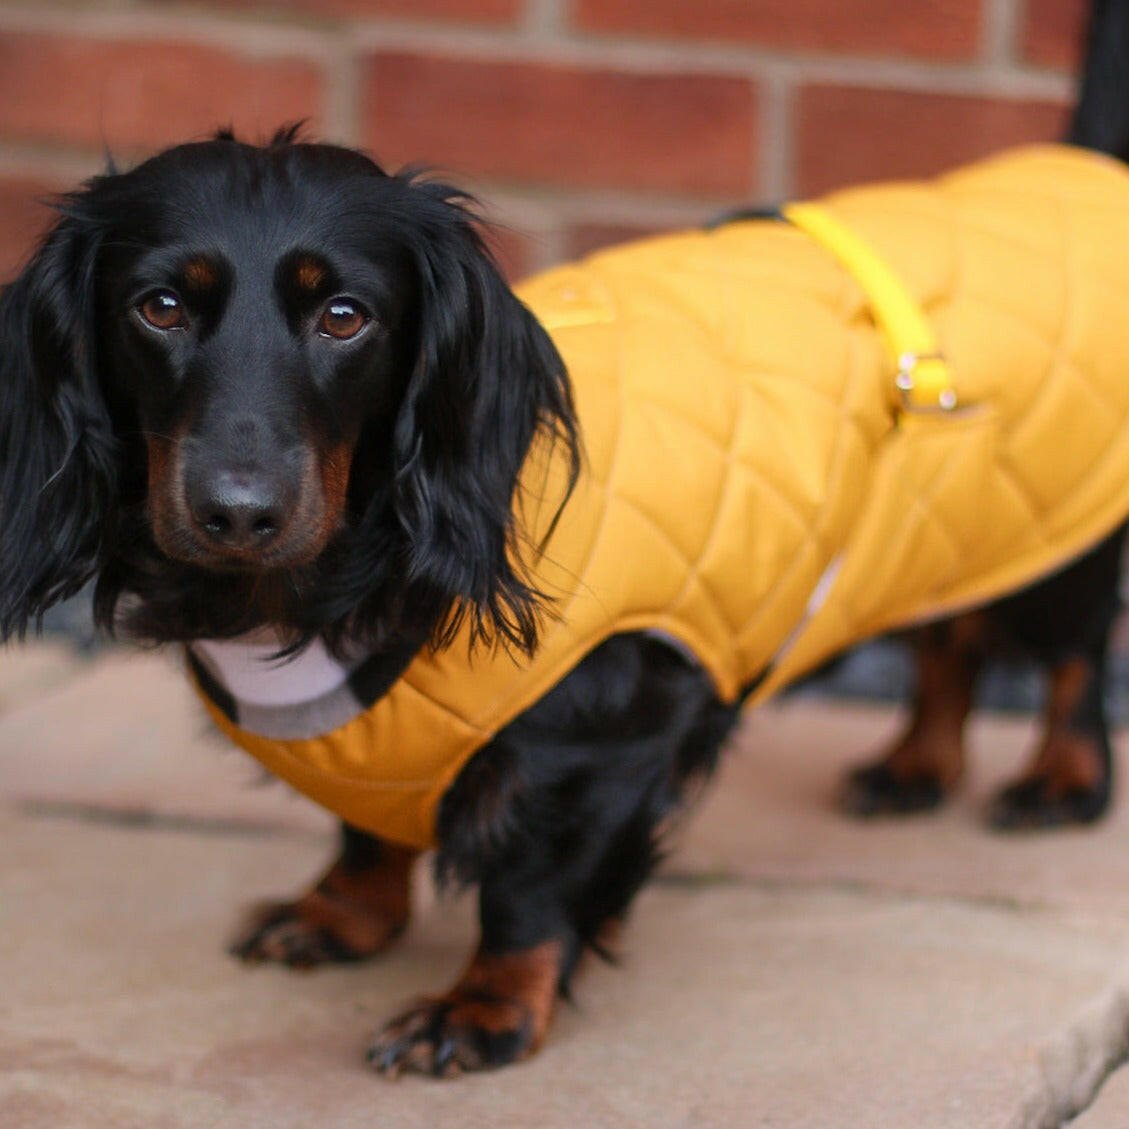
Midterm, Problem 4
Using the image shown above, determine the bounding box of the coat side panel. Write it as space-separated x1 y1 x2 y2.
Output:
198 222 893 847
758 145 1129 695
195 145 1129 843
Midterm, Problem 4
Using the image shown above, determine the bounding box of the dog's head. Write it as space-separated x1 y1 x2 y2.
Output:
0 128 577 653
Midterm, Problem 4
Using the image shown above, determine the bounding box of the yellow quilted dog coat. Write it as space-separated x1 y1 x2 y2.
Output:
194 144 1129 849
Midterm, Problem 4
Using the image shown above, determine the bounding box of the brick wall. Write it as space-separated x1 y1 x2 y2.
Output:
0 0 1088 282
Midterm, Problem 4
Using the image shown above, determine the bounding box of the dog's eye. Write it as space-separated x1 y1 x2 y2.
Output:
138 291 188 331
317 298 368 341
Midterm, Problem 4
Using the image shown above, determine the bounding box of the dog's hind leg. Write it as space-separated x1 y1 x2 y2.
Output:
988 653 1113 830
843 529 1123 828
840 615 987 817
984 527 1123 830
230 823 417 968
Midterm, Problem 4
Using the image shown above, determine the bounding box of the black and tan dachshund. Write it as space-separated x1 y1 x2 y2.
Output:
0 126 734 1073
2 0 1129 1077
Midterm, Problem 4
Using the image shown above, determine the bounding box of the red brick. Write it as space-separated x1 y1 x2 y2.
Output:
563 220 665 260
796 85 1070 196
201 0 520 22
0 33 325 153
574 0 983 60
362 52 757 197
1021 0 1088 68
0 175 65 283
480 219 540 281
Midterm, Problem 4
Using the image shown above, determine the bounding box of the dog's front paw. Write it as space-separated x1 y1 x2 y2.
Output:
231 842 414 968
367 991 539 1077
367 941 562 1077
230 890 406 969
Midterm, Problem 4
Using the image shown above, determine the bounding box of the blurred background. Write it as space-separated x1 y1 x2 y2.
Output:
0 0 1116 715
0 0 1086 284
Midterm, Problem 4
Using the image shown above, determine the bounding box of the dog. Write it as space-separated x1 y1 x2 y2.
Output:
3 3 1129 1078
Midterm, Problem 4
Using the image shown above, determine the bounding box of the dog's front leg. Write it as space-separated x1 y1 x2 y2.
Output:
231 822 416 968
368 867 567 1077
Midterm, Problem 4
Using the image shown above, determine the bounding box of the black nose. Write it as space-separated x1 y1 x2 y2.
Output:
187 472 288 550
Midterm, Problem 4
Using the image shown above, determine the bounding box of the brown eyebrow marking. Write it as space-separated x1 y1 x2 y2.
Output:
183 257 219 291
294 256 327 292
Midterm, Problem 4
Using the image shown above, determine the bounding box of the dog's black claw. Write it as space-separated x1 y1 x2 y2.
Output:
988 776 1111 831
366 1041 402 1076
229 890 406 970
432 1036 463 1078
229 913 349 969
367 993 534 1077
840 761 947 818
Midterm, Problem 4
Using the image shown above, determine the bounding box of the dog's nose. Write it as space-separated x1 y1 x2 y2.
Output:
187 473 288 550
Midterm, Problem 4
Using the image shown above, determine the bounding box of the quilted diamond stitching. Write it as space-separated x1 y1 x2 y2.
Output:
535 147 1129 692
953 195 1128 533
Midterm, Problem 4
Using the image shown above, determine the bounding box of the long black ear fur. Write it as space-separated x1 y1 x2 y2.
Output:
391 182 579 656
0 210 118 639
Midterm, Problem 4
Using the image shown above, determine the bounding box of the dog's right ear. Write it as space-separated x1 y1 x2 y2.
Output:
0 206 118 639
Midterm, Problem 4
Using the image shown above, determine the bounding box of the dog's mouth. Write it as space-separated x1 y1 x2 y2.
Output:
145 514 331 578
161 531 329 574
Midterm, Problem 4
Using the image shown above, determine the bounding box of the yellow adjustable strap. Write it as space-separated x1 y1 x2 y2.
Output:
782 202 957 412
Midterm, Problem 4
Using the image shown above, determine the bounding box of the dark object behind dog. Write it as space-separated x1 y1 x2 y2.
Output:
2 3 1129 1078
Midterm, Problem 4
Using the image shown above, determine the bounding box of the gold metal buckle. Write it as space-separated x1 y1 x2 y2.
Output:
895 351 958 412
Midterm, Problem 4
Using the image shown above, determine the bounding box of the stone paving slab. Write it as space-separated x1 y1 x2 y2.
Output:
681 696 1129 918
0 642 86 712
5 645 1129 1124
3 809 1129 1129
4 646 1129 917
1077 1064 1129 1126
0 647 331 834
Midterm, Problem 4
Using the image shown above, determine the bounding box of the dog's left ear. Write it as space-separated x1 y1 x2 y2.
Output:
0 207 118 639
391 182 579 655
